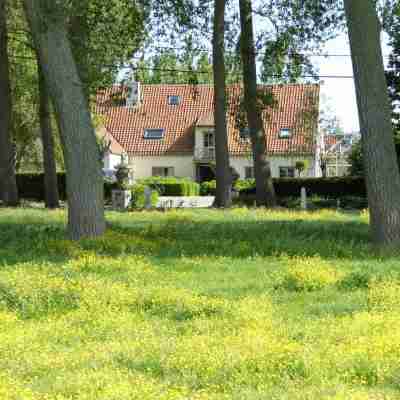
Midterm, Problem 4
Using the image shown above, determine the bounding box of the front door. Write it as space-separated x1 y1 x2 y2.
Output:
196 165 215 182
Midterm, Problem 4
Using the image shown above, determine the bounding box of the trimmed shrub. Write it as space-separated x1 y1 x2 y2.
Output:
240 176 366 198
200 180 216 196
131 184 159 208
138 177 200 196
15 173 67 201
0 173 118 202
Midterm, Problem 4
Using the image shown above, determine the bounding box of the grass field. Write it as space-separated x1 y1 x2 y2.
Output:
1 207 400 399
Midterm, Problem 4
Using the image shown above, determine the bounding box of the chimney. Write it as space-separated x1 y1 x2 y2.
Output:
126 81 140 108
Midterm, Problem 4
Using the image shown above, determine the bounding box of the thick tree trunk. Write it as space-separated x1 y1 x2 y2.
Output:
239 0 276 207
68 1 90 100
344 0 400 247
38 63 60 209
24 0 105 239
213 0 232 208
0 0 18 206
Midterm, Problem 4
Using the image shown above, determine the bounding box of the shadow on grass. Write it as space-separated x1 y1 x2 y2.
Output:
0 209 373 267
108 214 371 261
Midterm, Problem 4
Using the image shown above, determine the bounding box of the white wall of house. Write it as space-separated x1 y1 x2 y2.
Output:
230 156 317 179
129 155 196 180
104 152 124 171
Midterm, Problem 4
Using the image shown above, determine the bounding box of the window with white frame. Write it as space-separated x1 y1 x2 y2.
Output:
152 167 175 177
203 131 215 148
245 166 254 179
279 128 292 138
279 167 295 178
144 129 165 139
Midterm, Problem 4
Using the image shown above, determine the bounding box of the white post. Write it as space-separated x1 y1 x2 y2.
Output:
301 187 307 210
144 186 152 210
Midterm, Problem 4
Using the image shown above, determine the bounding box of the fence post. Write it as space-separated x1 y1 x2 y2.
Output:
144 186 152 210
301 187 307 210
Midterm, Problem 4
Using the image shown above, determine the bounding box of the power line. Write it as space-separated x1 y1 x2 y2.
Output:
9 55 355 80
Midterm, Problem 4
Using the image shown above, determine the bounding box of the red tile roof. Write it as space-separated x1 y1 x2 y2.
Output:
95 83 320 156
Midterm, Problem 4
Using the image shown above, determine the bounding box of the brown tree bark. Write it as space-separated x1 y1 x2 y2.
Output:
24 0 105 239
38 62 60 209
344 0 400 247
239 0 276 207
213 0 232 208
0 0 19 206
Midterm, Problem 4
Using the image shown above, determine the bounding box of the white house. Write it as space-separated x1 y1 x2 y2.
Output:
96 83 321 181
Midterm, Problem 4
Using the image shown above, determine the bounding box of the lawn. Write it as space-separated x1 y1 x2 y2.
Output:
1 207 400 399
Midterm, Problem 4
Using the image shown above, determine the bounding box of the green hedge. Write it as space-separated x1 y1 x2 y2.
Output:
130 184 159 208
239 177 366 198
200 179 255 196
138 177 200 196
0 173 118 202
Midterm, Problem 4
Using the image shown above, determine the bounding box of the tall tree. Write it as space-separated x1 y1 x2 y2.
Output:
24 0 105 239
0 0 18 206
344 0 400 246
239 0 276 207
213 0 231 207
67 0 146 96
38 62 60 209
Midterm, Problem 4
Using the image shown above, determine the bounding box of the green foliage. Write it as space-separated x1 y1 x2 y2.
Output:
114 164 131 190
134 51 213 85
347 142 364 176
348 140 400 176
67 0 147 95
385 3 400 135
240 176 367 199
131 184 159 208
295 160 309 176
3 173 121 202
200 180 216 196
138 177 200 196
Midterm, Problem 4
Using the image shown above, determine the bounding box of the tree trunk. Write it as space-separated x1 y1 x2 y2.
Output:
68 1 91 100
38 62 60 209
0 0 19 206
344 0 400 247
24 0 105 240
239 0 276 207
213 0 232 208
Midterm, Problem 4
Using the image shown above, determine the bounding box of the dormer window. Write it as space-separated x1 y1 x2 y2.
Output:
168 95 181 105
144 129 165 139
279 128 292 138
239 127 251 140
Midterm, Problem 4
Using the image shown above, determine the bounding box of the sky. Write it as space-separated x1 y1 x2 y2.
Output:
316 32 391 134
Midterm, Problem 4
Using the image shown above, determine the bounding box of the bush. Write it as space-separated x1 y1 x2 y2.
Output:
234 179 255 192
240 177 366 199
200 180 216 196
131 184 159 208
200 179 254 196
138 177 200 196
0 173 118 202
14 173 67 201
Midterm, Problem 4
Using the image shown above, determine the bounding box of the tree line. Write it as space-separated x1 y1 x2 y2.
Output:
0 0 400 248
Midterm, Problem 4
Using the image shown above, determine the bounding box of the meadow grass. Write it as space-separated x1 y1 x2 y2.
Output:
1 207 400 399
